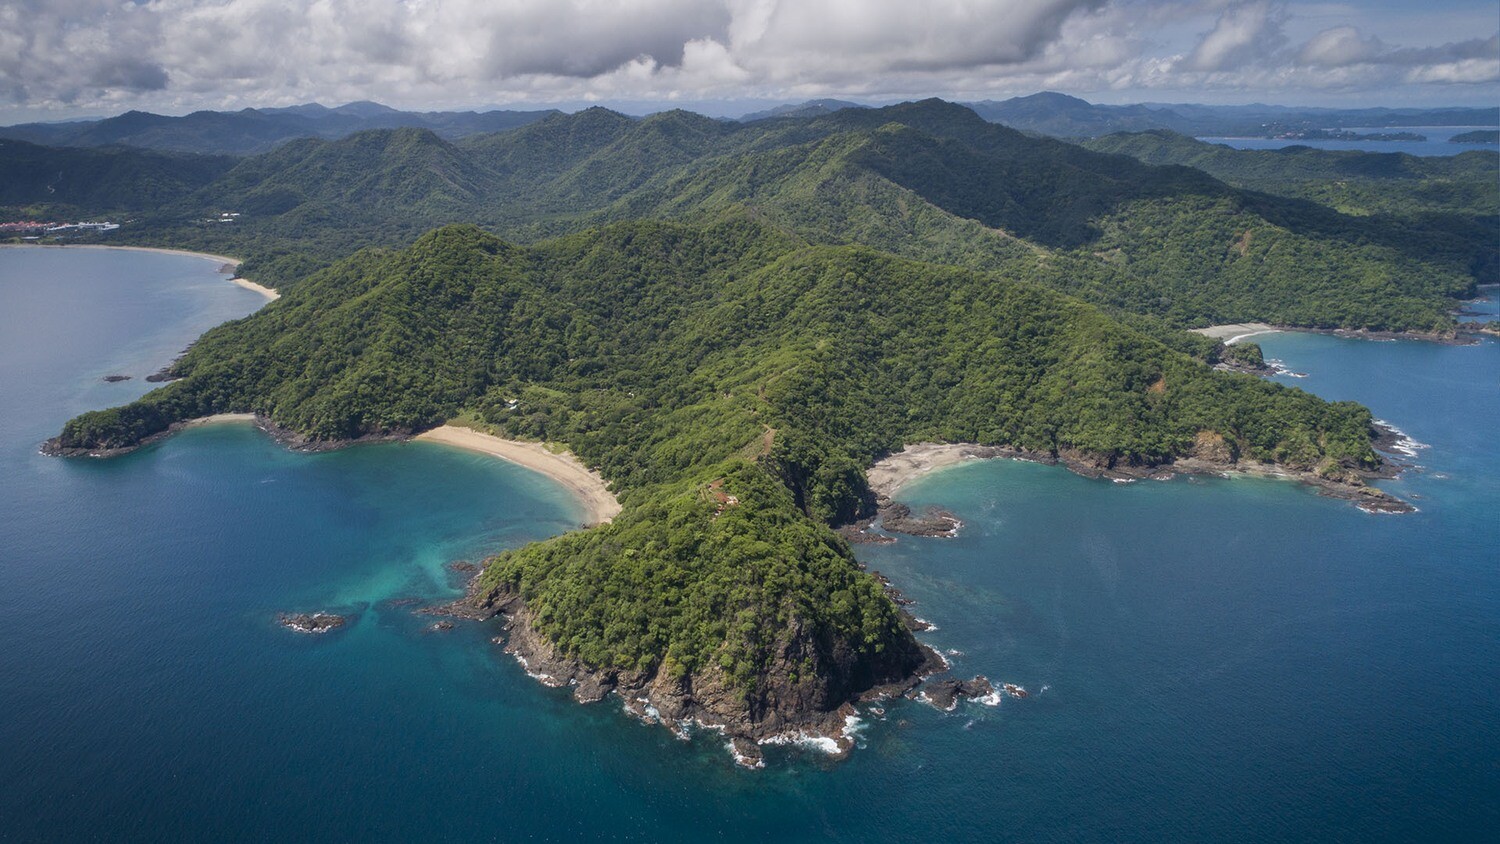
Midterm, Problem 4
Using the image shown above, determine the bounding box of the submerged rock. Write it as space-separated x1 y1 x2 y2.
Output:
101 374 132 383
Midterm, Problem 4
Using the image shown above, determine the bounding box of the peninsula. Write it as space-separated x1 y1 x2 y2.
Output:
28 99 1494 762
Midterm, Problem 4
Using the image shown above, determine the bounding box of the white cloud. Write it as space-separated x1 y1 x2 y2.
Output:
1183 1 1286 72
0 0 1494 118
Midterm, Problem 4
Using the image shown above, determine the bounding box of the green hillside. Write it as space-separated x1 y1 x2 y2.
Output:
8 101 1489 333
0 138 234 217
1082 130 1500 218
53 218 1392 722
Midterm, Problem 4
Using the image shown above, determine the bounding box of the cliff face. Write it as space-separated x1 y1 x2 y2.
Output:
474 583 937 757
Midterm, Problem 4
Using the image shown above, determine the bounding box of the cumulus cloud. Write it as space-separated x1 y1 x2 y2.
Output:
1183 1 1286 72
0 0 1494 117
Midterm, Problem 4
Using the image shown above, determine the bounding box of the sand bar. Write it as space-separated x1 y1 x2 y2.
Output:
415 426 621 527
1190 323 1280 344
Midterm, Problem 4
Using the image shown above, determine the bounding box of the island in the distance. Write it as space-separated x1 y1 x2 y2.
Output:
1450 129 1500 145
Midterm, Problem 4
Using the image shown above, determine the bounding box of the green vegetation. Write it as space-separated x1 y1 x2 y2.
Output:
57 219 1388 691
30 100 1494 712
1083 129 1499 218
0 138 234 219
8 101 1490 329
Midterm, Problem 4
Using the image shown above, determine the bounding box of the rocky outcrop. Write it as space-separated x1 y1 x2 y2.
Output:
463 583 945 767
878 502 962 537
919 676 994 711
278 612 346 634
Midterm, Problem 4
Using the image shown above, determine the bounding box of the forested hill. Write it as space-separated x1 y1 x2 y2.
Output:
54 218 1393 733
7 100 1488 333
1083 130 1500 218
0 139 235 215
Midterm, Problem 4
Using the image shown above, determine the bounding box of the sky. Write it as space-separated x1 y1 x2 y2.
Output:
0 0 1496 122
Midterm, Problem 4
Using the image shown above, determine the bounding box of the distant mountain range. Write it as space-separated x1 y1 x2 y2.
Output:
6 93 1495 158
965 93 1500 139
0 102 557 156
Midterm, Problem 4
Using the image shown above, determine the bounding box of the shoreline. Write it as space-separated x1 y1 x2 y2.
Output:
0 242 278 301
863 441 1413 516
0 242 243 267
229 278 280 300
43 417 620 526
1190 322 1280 345
1192 321 1479 347
445 582 948 769
414 426 620 527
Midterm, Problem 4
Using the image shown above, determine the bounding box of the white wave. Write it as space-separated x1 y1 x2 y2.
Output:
1374 419 1429 458
1359 502 1417 515
726 740 765 769
912 616 938 631
916 690 959 712
1266 359 1309 378
758 731 842 755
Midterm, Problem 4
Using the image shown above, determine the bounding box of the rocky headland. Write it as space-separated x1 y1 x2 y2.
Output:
425 575 949 768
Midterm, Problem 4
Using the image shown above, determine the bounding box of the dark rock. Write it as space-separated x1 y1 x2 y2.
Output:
447 560 479 573
729 737 764 768
429 620 455 632
920 675 994 711
278 612 346 634
102 374 132 383
879 502 962 537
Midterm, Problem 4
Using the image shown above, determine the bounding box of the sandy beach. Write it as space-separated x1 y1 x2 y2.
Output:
230 278 280 300
180 413 259 427
867 443 1000 497
415 426 621 526
1190 323 1281 344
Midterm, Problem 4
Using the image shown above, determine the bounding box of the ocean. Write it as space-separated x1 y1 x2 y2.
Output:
1197 126 1498 157
1 247 1495 841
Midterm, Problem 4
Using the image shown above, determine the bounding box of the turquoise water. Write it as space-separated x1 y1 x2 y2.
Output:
1198 126 1498 156
2 249 1496 841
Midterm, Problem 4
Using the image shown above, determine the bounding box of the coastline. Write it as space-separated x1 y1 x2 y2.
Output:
414 426 621 527
230 277 280 300
0 243 278 300
864 441 1413 516
0 242 243 267
1192 321 1479 346
1190 322 1280 345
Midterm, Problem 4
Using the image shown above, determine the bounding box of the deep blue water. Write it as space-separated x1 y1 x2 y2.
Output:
1198 126 1498 156
2 249 1496 841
